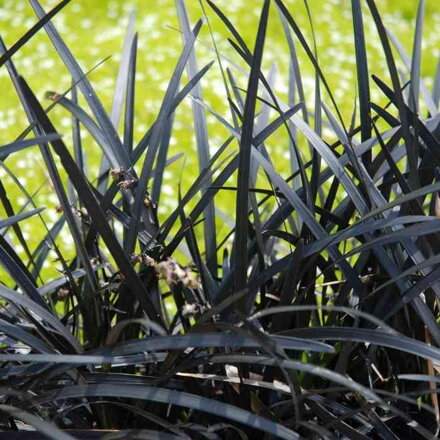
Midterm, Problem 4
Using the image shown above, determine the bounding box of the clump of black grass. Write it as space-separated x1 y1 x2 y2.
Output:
0 0 439 438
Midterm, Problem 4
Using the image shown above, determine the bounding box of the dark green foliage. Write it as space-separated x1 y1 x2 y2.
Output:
0 0 439 438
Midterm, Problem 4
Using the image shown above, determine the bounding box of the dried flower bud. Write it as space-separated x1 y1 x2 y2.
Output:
131 253 144 265
132 253 156 267
110 166 125 181
79 207 89 217
118 179 138 190
183 275 200 289
57 286 70 300
182 303 198 316
114 272 126 283
142 254 156 267
46 91 62 101
143 195 153 208
154 258 200 289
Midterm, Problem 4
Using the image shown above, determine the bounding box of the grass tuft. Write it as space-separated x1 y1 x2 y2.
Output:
0 0 439 438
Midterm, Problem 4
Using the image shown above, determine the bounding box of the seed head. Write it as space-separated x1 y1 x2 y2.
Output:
155 258 200 289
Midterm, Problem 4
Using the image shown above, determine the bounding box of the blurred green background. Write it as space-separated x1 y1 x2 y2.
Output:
0 0 439 276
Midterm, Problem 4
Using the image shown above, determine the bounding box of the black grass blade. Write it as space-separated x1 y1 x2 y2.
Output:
233 0 270 312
